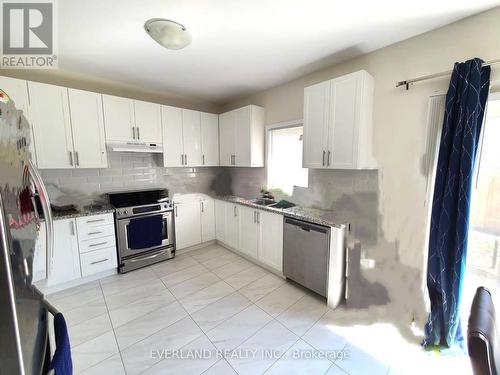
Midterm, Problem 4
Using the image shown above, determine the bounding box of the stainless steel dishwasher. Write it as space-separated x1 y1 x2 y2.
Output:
283 217 331 297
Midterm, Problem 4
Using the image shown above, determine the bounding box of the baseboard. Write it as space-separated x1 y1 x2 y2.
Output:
176 240 216 255
36 268 118 295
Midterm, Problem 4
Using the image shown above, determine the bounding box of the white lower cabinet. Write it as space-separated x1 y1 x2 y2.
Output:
238 205 259 258
49 219 81 286
225 203 240 250
215 199 227 242
80 247 117 277
38 213 117 289
174 201 202 250
201 199 215 242
215 200 284 273
259 211 284 272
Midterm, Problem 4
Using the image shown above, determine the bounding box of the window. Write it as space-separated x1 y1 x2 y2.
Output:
462 93 500 323
267 124 308 196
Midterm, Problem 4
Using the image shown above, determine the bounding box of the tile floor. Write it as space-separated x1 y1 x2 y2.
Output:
47 244 472 375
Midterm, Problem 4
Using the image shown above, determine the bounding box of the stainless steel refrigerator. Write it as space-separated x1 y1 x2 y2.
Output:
0 96 54 374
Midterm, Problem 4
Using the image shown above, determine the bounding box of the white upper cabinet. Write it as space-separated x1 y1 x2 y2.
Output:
219 105 265 167
182 109 202 166
162 106 184 167
133 100 162 143
303 70 375 169
29 82 74 169
219 111 236 166
67 88 108 168
0 76 37 164
303 81 331 169
162 106 218 167
200 112 219 166
102 94 135 142
102 95 162 143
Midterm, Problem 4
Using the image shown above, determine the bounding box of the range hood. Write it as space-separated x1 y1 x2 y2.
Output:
107 141 163 153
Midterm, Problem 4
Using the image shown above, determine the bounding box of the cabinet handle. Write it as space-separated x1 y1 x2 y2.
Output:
233 155 236 165
86 218 105 223
180 154 184 165
256 212 260 224
132 127 136 140
201 201 204 213
75 151 80 167
202 154 205 165
233 206 237 217
89 241 107 248
137 127 140 140
327 150 331 166
91 258 109 265
253 211 256 223
69 151 73 166
322 150 326 166
185 154 188 165
175 206 178 217
70 221 75 236
88 231 102 235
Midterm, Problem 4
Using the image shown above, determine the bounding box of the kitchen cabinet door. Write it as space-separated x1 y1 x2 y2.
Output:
49 219 81 286
234 106 252 167
68 89 108 168
134 100 162 143
201 199 215 242
215 200 226 243
200 112 219 166
219 111 236 166
29 82 74 169
162 106 184 167
238 206 259 258
182 109 202 166
102 94 134 142
302 80 331 169
0 76 37 164
328 74 358 168
175 202 202 250
258 210 284 272
225 203 239 250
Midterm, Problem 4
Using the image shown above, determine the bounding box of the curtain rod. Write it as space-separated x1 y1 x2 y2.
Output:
396 58 500 90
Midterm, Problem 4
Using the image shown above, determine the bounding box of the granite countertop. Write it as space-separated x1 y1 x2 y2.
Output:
50 203 115 221
216 195 344 228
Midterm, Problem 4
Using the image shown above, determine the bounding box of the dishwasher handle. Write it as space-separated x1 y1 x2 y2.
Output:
284 217 329 234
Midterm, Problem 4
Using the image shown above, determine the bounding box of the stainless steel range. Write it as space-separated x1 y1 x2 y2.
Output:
108 189 175 273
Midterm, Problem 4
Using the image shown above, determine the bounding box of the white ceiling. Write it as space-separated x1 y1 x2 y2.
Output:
59 0 500 104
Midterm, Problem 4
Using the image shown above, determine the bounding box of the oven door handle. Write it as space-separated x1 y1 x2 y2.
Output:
128 248 170 262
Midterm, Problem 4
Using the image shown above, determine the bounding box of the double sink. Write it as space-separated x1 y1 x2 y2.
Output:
250 198 296 209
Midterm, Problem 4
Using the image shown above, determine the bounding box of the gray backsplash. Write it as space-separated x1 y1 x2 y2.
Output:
40 152 218 200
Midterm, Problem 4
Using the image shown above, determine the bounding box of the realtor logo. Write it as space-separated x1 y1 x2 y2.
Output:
1 0 57 68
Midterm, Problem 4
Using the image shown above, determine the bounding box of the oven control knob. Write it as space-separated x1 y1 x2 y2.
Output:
123 210 127 215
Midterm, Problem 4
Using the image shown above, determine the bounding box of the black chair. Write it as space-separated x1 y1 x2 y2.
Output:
468 287 500 375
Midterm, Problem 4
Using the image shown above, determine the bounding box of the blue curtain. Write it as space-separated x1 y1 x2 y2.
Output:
423 58 490 349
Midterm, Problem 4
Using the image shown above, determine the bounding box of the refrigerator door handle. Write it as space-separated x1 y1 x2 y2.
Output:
28 160 54 275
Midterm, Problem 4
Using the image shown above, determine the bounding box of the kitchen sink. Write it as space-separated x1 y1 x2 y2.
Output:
250 198 276 206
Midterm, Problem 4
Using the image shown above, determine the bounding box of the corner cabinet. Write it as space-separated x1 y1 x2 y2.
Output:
303 70 375 170
219 105 265 167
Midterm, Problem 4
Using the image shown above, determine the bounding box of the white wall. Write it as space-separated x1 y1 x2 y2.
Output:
222 7 500 326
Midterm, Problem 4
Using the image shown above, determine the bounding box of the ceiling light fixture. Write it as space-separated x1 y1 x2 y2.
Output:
144 18 192 50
